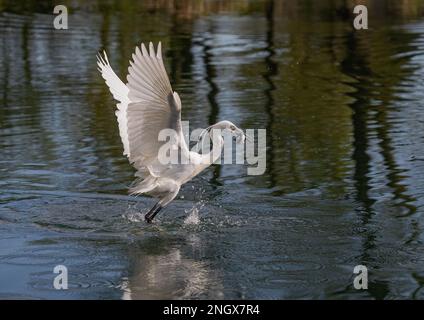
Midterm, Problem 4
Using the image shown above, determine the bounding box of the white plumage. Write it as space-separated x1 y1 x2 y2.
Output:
97 42 244 222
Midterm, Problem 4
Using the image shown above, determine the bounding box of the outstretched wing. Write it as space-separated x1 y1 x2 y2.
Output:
126 42 187 174
98 42 188 177
97 52 131 157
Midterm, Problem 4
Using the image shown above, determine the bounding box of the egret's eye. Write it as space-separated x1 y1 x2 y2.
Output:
230 125 236 131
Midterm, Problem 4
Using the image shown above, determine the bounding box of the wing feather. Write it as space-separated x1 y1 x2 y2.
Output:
98 42 186 178
126 42 186 174
97 51 131 157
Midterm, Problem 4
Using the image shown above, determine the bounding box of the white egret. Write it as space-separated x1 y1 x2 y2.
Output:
97 42 245 223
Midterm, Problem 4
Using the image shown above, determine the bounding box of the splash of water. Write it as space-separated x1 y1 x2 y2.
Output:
122 204 144 223
184 189 206 225
124 212 144 223
184 207 200 225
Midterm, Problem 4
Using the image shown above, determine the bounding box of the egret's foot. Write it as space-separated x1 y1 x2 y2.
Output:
144 202 162 223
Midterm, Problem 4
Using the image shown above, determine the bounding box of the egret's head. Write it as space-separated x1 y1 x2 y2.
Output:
209 120 245 144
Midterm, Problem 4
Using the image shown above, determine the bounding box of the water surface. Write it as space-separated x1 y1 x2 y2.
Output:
1 0 424 299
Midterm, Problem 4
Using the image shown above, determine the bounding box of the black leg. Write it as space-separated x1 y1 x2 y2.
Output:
145 202 162 223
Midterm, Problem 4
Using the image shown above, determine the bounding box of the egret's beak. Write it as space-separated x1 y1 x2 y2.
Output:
245 133 253 143
235 128 245 144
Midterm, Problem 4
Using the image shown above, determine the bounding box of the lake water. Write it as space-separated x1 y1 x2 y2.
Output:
1 0 424 299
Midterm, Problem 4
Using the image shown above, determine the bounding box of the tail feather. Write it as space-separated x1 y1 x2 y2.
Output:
129 176 157 195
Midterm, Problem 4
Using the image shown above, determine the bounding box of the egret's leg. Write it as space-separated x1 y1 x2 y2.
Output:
145 202 162 223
